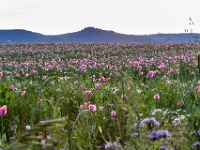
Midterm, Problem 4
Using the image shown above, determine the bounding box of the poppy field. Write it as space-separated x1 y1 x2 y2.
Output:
0 43 200 149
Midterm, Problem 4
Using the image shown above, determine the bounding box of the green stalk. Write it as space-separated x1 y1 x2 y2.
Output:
198 54 200 75
1 117 3 137
1 117 4 147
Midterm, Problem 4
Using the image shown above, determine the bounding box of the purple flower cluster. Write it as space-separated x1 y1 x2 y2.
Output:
148 131 159 141
104 142 119 149
106 103 114 108
193 141 200 149
140 117 160 130
148 130 169 141
160 146 168 150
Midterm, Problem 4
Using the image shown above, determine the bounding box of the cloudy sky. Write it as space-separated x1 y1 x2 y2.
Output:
0 0 200 35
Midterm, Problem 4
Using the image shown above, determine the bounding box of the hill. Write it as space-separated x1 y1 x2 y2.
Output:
0 27 199 43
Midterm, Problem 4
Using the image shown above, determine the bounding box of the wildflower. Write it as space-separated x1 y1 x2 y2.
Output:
81 67 87 73
132 132 138 137
0 105 7 117
24 73 29 78
48 66 53 71
148 130 169 141
106 104 114 108
10 85 15 91
11 125 17 131
113 88 119 94
99 107 103 112
85 90 92 98
160 146 168 150
21 91 26 96
79 105 84 109
111 111 116 117
158 63 165 70
88 104 96 112
16 74 20 77
50 81 54 85
148 131 160 141
168 68 174 75
173 120 181 128
127 87 132 91
9 136 15 143
95 83 100 90
26 125 31 130
38 99 42 103
140 117 160 130
140 71 144 76
85 101 91 106
122 94 127 100
134 122 139 129
0 72 3 78
74 80 78 84
196 86 200 92
99 77 105 83
152 109 163 115
191 71 195 76
104 142 118 149
157 130 169 137
146 71 154 78
42 76 47 80
154 94 160 100
177 102 182 106
106 78 111 82
193 141 200 149
131 63 135 68
137 66 142 71
30 70 36 74
91 75 96 82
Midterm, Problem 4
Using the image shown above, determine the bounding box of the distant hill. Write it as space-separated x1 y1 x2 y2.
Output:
0 27 200 43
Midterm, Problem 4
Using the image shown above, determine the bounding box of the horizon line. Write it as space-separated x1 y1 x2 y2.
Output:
0 26 199 36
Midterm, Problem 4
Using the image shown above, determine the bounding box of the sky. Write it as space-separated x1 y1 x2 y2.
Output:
0 0 200 35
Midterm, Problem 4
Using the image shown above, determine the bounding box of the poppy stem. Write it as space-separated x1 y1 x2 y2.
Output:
1 117 3 138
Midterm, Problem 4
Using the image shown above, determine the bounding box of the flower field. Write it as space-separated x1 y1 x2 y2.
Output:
0 43 200 149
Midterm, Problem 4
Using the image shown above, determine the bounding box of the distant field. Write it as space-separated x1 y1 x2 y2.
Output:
0 43 200 149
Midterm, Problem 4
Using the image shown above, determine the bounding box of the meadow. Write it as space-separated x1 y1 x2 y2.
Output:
0 42 200 150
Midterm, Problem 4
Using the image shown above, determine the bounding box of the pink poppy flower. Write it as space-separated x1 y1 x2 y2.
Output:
0 105 7 117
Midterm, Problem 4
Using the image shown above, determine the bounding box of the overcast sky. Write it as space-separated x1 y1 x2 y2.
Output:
0 0 200 35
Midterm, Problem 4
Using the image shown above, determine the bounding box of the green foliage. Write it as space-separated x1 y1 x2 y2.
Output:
0 43 200 149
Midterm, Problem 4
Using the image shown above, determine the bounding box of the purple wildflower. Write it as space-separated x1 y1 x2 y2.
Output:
140 117 160 130
148 131 160 141
193 141 200 149
157 130 169 137
106 104 114 108
146 71 154 78
168 68 174 75
88 104 96 112
160 146 168 150
148 130 170 141
158 63 165 70
85 90 92 98
104 142 119 149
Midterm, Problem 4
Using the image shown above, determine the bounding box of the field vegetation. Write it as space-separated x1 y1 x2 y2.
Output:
0 43 200 149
